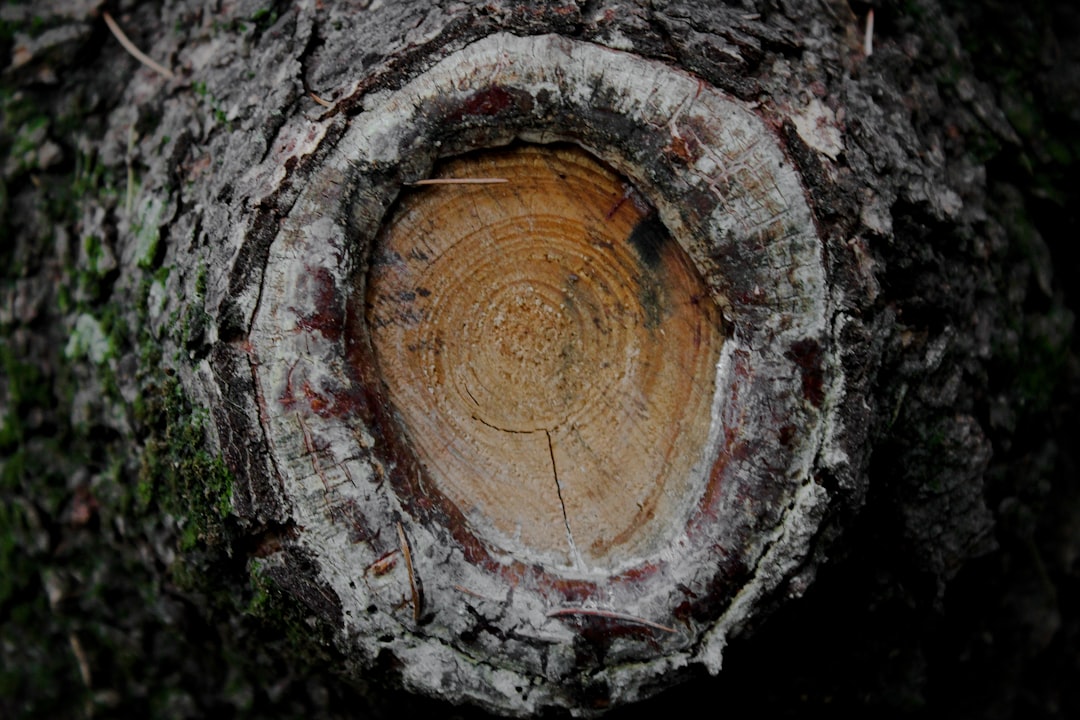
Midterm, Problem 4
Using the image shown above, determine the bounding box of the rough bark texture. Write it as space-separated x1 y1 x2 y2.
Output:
1 0 1077 718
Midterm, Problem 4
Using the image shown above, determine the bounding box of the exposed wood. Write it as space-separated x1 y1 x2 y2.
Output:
368 145 724 568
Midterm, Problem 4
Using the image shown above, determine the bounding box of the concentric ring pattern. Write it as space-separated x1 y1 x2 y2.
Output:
366 146 725 568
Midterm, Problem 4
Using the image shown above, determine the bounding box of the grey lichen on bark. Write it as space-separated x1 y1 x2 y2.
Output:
2 0 1075 717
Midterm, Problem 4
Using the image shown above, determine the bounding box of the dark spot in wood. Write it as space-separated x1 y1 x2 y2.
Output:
778 423 797 446
626 215 667 269
639 279 665 330
415 286 431 297
673 583 701 628
785 338 825 407
374 648 402 674
462 605 513 645
604 193 628 219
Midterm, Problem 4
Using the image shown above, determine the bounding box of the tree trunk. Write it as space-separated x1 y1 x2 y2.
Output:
2 0 1077 718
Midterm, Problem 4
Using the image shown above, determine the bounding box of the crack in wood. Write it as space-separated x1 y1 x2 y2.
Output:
546 429 581 567
461 393 585 564
466 410 583 565
469 414 547 435
463 382 480 406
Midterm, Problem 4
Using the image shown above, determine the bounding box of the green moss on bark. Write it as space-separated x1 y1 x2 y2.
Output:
135 377 234 549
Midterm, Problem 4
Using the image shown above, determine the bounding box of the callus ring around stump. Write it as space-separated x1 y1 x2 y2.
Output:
241 33 846 716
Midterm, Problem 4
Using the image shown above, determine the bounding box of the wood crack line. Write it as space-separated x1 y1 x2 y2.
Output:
546 430 580 565
467 408 582 565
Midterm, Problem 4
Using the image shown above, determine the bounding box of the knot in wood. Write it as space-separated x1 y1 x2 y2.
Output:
236 33 845 716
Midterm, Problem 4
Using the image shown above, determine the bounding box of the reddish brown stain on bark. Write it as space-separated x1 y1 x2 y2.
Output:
294 267 344 342
447 86 534 122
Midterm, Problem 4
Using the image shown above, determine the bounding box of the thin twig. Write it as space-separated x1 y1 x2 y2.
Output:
309 91 333 108
396 521 421 622
69 632 93 719
103 11 175 79
103 12 175 79
405 177 509 186
864 9 875 57
546 607 678 634
69 633 92 688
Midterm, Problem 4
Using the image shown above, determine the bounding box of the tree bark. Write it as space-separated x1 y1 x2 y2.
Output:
2 0 1077 718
